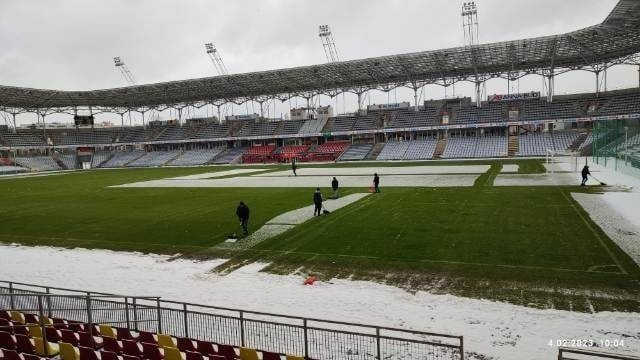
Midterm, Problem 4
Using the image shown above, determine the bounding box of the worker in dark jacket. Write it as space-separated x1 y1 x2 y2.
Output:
581 165 590 186
292 158 298 176
373 173 380 193
331 177 339 199
236 201 250 235
313 188 323 216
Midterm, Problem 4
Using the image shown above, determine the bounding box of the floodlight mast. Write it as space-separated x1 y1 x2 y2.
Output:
205 43 229 76
462 2 484 107
113 57 136 86
318 25 340 63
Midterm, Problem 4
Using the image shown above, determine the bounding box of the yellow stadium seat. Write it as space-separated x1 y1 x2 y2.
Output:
157 334 176 349
239 347 259 360
42 316 54 326
34 337 60 357
162 346 184 360
10 311 25 324
99 324 117 338
28 325 43 338
59 342 80 360
285 356 304 360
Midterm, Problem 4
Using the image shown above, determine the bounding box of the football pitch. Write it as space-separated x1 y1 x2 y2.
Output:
1 159 638 312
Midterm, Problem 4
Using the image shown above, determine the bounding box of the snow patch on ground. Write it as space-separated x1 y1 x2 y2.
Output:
257 165 490 177
0 244 638 360
169 169 267 180
500 164 519 173
493 173 576 186
572 193 640 267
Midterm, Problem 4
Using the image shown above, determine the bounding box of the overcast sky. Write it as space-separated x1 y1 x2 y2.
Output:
2 0 638 125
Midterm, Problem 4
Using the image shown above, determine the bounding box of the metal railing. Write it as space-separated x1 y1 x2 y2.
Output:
0 280 464 360
558 347 640 360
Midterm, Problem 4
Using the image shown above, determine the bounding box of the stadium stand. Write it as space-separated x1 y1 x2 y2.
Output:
442 137 479 159
306 142 349 162
339 144 373 161
167 148 225 166
100 151 145 168
516 133 555 156
212 147 247 164
377 142 411 160
404 139 439 160
57 153 77 170
92 151 112 168
274 145 309 162
474 136 508 158
298 118 327 135
127 151 180 167
14 156 61 171
242 145 277 163
238 121 279 138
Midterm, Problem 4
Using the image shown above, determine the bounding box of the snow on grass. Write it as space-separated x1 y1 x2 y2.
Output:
169 169 268 180
255 165 491 177
0 244 638 360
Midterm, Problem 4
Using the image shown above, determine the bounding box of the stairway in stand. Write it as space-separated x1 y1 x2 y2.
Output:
508 135 519 157
568 132 589 151
365 143 385 160
432 138 447 159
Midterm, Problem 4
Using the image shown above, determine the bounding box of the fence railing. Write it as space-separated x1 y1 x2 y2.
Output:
0 280 464 360
558 347 640 360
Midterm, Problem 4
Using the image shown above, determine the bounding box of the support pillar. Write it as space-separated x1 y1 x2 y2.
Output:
547 75 555 103
413 88 419 112
141 111 146 128
177 108 183 126
595 71 601 97
217 105 222 124
120 114 125 128
357 92 363 112
12 113 17 133
475 82 482 107
637 65 640 88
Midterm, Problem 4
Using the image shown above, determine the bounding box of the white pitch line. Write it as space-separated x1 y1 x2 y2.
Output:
168 168 268 180
254 165 490 177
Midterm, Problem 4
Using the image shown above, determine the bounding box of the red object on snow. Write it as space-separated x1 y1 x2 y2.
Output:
303 275 317 285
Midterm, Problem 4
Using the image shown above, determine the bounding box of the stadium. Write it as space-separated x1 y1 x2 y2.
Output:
1 0 640 359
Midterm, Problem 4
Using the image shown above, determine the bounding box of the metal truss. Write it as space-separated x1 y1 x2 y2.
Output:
0 0 639 115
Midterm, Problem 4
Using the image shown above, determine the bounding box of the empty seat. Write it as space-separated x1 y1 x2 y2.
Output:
27 326 43 339
138 331 157 345
44 328 61 343
216 345 237 360
261 352 281 360
60 330 79 347
23 315 39 325
33 337 59 357
102 336 123 354
122 339 142 358
21 354 42 360
157 334 175 349
285 356 304 360
59 342 79 360
2 349 23 360
184 351 203 360
0 319 13 334
141 342 163 360
239 348 258 360
176 338 196 353
195 341 216 357
10 313 25 325
161 346 183 360
99 325 117 338
78 346 100 360
0 331 17 349
79 331 103 350
99 350 120 360
115 328 139 341
15 334 35 354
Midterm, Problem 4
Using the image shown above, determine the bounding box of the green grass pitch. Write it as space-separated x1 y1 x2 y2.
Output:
1 160 638 312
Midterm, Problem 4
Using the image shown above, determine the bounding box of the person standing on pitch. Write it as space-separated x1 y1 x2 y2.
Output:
373 173 380 193
291 158 298 176
331 177 339 199
236 201 250 235
581 165 590 186
313 188 324 216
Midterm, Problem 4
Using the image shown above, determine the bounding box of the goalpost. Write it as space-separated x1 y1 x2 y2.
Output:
546 149 579 175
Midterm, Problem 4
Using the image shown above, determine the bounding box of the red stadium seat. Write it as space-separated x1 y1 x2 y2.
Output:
0 319 13 334
21 354 41 360
138 331 157 345
102 336 123 355
122 355 139 360
216 344 237 360
0 331 17 350
12 327 28 337
59 330 79 347
122 339 142 358
78 346 100 360
22 315 38 325
99 350 120 360
176 338 196 353
195 340 216 357
141 342 163 360
51 318 68 330
15 334 35 354
261 351 282 360
44 328 60 343
79 331 103 350
184 351 203 360
0 312 11 321
2 349 24 360
115 327 139 341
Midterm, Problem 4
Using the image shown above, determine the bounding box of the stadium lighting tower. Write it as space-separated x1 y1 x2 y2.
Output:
205 43 229 76
113 57 136 86
461 2 479 47
319 25 340 63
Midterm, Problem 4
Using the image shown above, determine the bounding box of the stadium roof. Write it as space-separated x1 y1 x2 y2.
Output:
1 0 640 111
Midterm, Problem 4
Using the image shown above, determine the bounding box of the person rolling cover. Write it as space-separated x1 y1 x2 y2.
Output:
373 173 380 193
236 201 250 235
313 188 323 216
581 165 590 186
331 177 339 199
